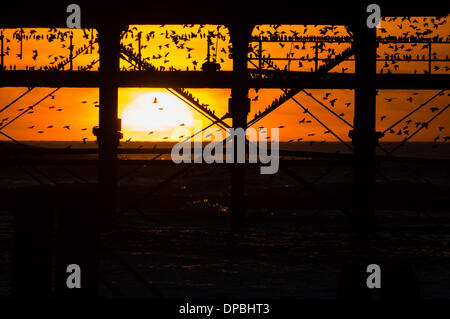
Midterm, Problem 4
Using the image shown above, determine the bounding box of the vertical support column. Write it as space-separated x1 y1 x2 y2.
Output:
258 38 263 75
97 23 122 226
1 30 4 71
352 16 377 232
90 29 94 54
228 23 252 232
69 33 74 71
314 42 319 72
137 31 142 71
18 28 23 60
428 40 432 74
206 35 211 63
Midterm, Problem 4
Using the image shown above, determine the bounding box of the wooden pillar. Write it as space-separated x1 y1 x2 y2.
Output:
351 15 377 232
228 23 252 232
97 23 122 226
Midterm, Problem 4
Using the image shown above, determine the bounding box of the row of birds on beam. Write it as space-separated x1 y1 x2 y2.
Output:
1 15 448 73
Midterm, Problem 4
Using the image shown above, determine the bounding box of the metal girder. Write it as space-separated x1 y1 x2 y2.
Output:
1 1 448 28
1 71 449 89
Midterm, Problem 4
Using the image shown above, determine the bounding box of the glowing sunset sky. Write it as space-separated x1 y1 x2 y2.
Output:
0 17 449 144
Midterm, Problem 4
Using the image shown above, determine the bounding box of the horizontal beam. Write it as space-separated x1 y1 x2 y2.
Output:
1 70 449 89
0 1 447 28
0 158 349 166
251 37 450 44
1 148 449 165
3 147 352 157
0 71 99 88
0 156 448 166
0 70 235 88
375 74 450 89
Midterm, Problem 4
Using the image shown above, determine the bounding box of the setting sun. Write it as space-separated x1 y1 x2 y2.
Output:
121 92 194 141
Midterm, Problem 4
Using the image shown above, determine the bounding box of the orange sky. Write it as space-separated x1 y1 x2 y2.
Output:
0 17 449 145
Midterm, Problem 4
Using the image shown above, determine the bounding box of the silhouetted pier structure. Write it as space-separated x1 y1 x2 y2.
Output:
1 1 449 298
1 0 449 228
